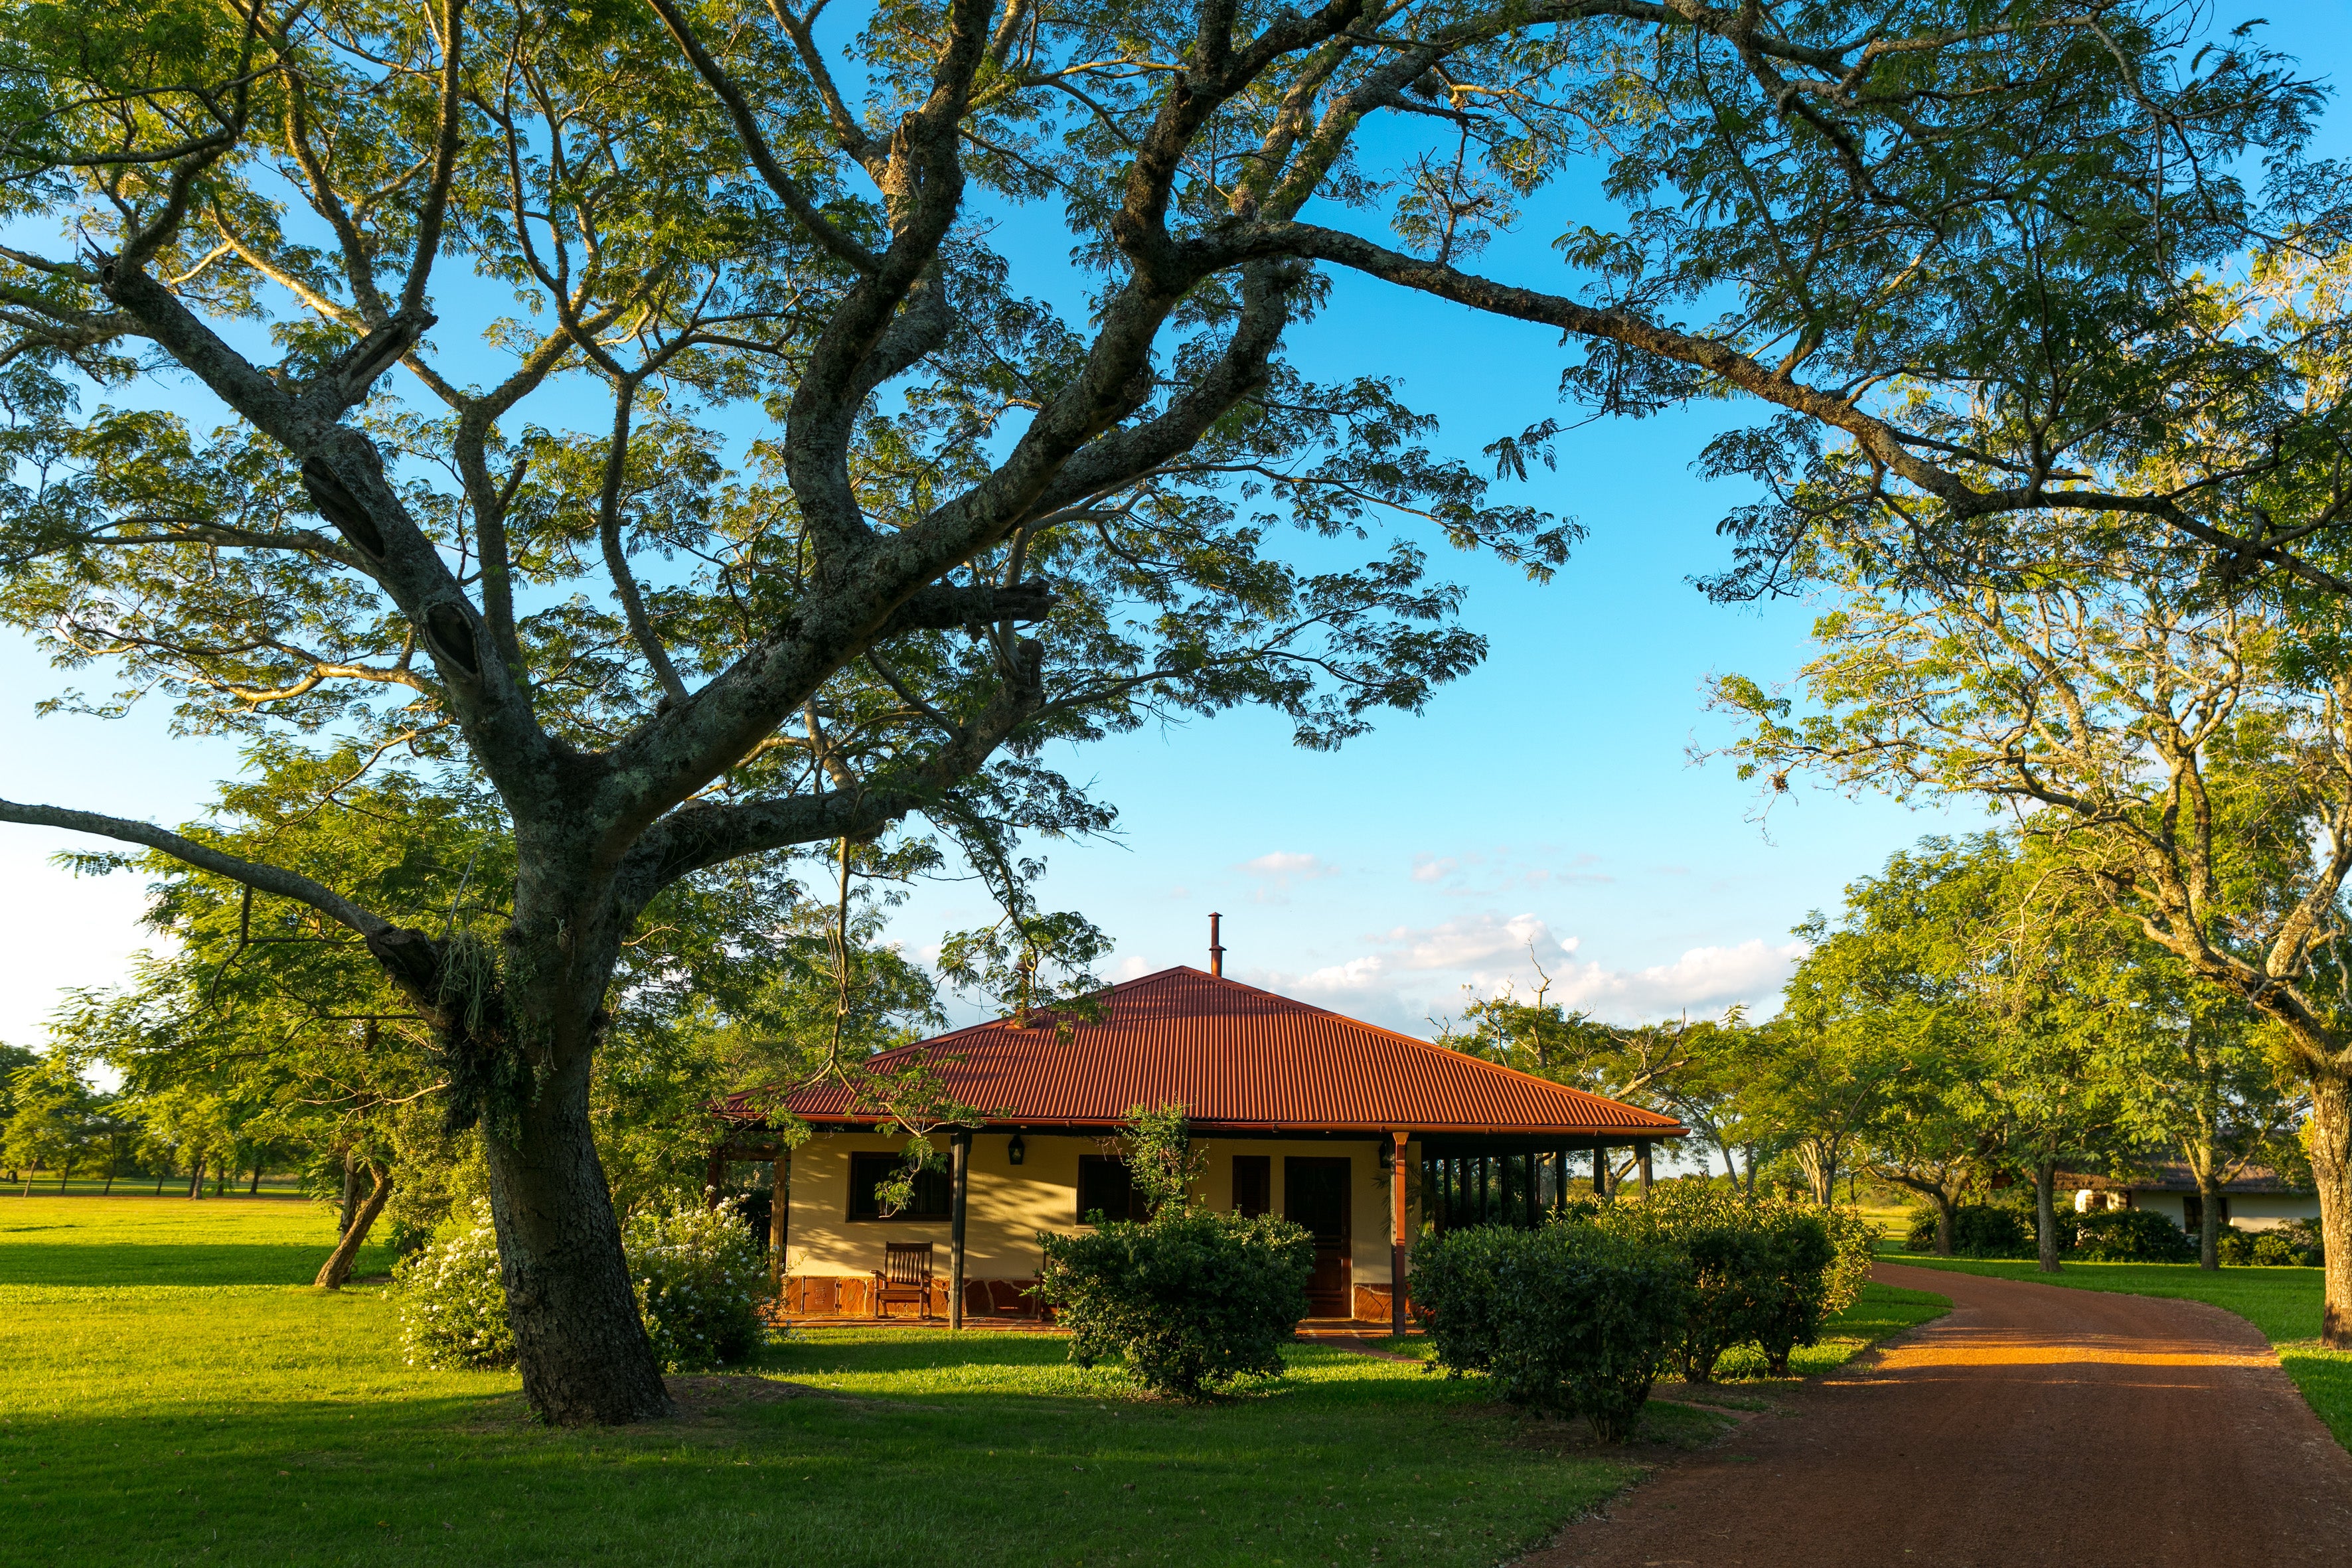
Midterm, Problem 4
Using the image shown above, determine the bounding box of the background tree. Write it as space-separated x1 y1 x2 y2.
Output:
1718 507 2351 1314
0 1040 38 1182
2 0 2321 1420
1 1053 102 1194
2092 943 2306 1270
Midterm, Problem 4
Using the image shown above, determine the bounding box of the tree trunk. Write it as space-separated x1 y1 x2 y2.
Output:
188 1158 204 1199
2198 1172 2222 1271
2033 1158 2063 1273
337 1150 358 1236
314 1164 393 1289
2309 1072 2351 1350
481 1035 672 1425
1934 1192 1958 1257
248 1161 262 1196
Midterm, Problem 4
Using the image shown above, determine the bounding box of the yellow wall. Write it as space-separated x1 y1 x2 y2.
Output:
783 1131 1423 1283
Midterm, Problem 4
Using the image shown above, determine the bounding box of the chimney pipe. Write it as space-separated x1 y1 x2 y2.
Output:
1208 911 1225 977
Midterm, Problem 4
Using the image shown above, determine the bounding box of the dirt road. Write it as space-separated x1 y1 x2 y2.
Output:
1523 1261 2352 1567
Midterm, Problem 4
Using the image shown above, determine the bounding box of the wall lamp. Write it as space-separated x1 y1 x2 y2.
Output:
1007 1133 1026 1166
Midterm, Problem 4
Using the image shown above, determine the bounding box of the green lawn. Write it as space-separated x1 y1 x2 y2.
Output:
0 1201 1948 1567
0 1194 392 1286
1889 1251 2352 1452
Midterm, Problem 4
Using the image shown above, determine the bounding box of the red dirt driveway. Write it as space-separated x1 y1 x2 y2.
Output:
1523 1261 2352 1567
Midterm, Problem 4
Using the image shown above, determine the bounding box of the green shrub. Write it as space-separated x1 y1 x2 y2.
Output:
2246 1220 2325 1267
1417 1223 1687 1442
1035 1207 1314 1399
623 1196 772 1371
2071 1208 2194 1263
1751 1205 1836 1376
396 1197 773 1373
2217 1224 2258 1265
1407 1223 1519 1375
1484 1226 1688 1442
1908 1203 2035 1259
394 1202 514 1369
1599 1180 1772 1383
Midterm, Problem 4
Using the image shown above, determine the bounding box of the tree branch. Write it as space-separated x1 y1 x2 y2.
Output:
0 798 389 938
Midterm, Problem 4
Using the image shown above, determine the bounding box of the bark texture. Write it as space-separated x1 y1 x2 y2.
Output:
314 1163 392 1289
2034 1160 2063 1274
2312 1074 2352 1350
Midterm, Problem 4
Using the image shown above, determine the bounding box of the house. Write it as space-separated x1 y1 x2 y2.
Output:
712 960 1684 1332
2059 1163 2319 1233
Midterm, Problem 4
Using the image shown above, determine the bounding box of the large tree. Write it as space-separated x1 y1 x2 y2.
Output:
1716 527 2352 1329
0 0 2317 1420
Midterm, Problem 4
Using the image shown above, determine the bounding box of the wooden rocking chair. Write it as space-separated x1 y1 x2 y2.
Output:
872 1241 935 1320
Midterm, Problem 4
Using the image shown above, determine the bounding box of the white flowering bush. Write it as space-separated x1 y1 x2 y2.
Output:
395 1195 772 1373
625 1196 771 1372
395 1201 516 1369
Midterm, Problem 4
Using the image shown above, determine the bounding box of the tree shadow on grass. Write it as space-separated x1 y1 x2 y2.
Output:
0 1240 391 1286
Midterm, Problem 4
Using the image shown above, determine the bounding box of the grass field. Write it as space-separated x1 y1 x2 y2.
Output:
0 1200 1944 1567
0 1194 394 1286
1889 1251 2352 1452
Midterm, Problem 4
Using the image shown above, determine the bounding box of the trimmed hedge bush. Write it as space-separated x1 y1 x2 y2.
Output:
2071 1207 2195 1263
1409 1221 1518 1376
2221 1219 2326 1267
1907 1203 2036 1259
1416 1223 1687 1442
1598 1180 1769 1384
1034 1207 1314 1399
396 1196 773 1373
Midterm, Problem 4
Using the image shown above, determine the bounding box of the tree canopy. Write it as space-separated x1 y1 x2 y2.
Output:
3 0 2336 1419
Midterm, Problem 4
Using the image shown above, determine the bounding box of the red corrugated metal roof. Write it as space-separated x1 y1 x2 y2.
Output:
740 967 1683 1137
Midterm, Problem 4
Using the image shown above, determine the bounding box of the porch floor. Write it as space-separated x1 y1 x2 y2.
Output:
767 1310 1416 1336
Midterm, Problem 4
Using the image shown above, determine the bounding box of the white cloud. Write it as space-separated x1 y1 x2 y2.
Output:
1546 938 1810 1023
1407 846 1612 896
1368 911 1565 971
1236 850 1338 902
1247 917 1804 1036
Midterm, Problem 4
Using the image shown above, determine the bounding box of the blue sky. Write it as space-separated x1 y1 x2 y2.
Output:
1 5 2340 1047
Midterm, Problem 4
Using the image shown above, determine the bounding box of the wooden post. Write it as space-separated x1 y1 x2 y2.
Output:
1637 1140 1654 1196
1593 1144 1608 1196
1389 1132 1409 1338
1523 1152 1538 1228
769 1147 790 1300
949 1129 971 1330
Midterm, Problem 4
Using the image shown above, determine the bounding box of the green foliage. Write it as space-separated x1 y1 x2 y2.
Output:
399 1197 774 1373
2071 1208 2197 1263
1597 1180 1774 1384
1417 1223 1688 1443
621 1198 773 1372
1907 1202 2039 1259
1408 1223 1519 1376
2223 1219 2328 1268
394 1203 514 1370
1751 1206 1838 1377
1034 1208 1314 1400
1120 1104 1206 1217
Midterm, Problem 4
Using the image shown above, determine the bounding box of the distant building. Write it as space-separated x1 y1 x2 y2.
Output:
2057 1164 2317 1233
714 964 1684 1329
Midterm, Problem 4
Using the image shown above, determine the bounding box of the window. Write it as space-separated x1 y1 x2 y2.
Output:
848 1152 951 1221
1077 1155 1150 1224
1231 1154 1271 1218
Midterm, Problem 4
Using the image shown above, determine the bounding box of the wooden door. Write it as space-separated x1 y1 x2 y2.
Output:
1285 1156 1352 1317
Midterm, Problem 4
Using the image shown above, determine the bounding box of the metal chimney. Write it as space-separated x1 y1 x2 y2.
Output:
1208 911 1225 977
